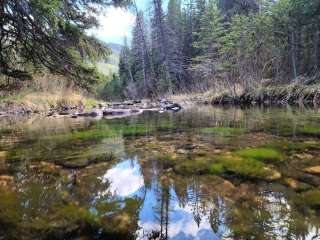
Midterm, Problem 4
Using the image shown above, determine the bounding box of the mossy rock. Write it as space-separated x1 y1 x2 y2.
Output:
199 127 245 136
111 124 154 137
218 155 281 181
208 163 225 174
267 140 320 152
174 160 209 175
56 152 115 169
235 147 284 163
283 178 313 192
0 190 21 226
27 203 102 236
154 154 176 169
298 126 320 137
297 190 320 210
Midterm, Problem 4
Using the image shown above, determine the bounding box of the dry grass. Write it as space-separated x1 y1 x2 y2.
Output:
0 73 100 111
169 77 320 106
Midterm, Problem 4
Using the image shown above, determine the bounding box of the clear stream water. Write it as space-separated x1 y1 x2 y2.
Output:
0 106 320 240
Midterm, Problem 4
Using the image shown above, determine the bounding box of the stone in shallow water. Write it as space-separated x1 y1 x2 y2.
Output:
304 166 320 175
283 178 312 191
0 151 7 160
0 175 13 187
264 168 282 181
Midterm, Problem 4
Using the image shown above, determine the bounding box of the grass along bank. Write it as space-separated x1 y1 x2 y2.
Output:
169 78 320 106
0 73 100 114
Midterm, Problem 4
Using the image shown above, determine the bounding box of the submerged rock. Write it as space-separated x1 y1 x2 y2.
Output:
0 151 7 160
297 189 320 210
0 175 13 187
304 166 320 175
263 167 281 181
55 152 115 169
283 178 312 191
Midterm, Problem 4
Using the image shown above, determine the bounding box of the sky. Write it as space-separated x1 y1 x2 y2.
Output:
87 0 149 45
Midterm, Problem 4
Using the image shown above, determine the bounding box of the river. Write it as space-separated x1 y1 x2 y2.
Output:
0 106 320 239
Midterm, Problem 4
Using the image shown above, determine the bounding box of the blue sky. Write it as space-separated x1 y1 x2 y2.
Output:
87 0 169 44
87 0 151 44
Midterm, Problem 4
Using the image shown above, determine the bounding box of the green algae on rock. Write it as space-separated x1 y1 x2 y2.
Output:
216 155 281 181
174 159 210 175
283 178 313 192
199 127 245 136
235 147 284 163
297 190 320 210
298 125 320 137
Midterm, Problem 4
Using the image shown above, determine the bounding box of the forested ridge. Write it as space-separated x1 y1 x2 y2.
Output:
106 0 320 101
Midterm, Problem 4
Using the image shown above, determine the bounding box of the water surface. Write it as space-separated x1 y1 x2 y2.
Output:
1 106 320 239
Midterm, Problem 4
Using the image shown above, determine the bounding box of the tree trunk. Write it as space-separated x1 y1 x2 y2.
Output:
291 31 298 79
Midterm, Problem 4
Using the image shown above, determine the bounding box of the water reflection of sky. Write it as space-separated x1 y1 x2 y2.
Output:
100 157 144 197
101 158 228 240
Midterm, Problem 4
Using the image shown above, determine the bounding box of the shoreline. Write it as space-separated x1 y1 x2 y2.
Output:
2 82 320 118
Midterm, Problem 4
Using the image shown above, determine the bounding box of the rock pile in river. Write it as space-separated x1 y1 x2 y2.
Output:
46 99 182 119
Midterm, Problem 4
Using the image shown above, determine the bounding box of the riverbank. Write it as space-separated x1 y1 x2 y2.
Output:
170 81 320 106
0 91 182 119
0 91 100 116
2 80 320 118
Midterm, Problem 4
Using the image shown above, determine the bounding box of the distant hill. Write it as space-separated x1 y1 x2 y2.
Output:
107 42 123 55
96 42 122 76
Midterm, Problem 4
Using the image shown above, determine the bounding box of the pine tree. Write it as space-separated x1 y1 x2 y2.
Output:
150 0 171 94
166 0 184 91
131 11 152 97
118 38 134 96
192 1 227 78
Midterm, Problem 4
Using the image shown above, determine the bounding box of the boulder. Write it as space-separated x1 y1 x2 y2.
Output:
103 108 131 116
78 109 103 117
165 103 182 112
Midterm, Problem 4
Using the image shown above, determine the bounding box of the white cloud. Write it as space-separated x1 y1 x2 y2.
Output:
87 7 135 43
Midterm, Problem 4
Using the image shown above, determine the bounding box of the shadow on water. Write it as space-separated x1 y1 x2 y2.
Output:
1 106 320 239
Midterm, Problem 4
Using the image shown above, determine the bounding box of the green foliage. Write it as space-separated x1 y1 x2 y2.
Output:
191 1 227 73
115 0 320 97
99 74 124 100
0 0 129 91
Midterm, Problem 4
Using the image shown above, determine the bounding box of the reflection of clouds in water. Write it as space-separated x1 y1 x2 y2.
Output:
137 185 226 240
167 200 226 240
100 158 144 197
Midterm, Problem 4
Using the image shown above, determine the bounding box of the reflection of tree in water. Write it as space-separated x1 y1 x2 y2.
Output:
188 177 207 227
153 178 172 240
209 196 226 236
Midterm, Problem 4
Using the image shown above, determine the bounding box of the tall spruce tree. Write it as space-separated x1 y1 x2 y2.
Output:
166 0 184 91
